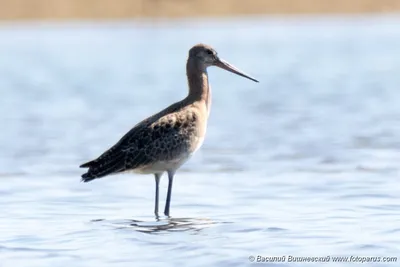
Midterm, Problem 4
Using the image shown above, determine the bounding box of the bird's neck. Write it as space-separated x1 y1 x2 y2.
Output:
186 58 211 114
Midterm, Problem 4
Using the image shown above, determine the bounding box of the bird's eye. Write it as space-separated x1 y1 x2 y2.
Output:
206 49 213 55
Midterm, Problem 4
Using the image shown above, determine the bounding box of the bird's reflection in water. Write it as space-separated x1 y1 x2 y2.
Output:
92 216 223 234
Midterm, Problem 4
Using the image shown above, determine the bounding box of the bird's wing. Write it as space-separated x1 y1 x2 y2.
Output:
79 120 153 182
80 105 194 182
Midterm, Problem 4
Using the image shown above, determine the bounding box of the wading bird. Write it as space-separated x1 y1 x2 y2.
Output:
80 44 258 217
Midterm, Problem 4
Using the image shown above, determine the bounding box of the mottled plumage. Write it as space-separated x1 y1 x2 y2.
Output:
80 102 202 181
80 43 258 216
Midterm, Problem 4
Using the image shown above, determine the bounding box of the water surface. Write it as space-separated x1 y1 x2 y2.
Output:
1 16 400 266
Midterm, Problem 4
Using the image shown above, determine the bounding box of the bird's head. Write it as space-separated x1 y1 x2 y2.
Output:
188 44 259 83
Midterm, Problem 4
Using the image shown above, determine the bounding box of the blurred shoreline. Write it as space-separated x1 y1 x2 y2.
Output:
1 0 400 21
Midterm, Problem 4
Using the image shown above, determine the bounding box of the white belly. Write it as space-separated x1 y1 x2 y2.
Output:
130 153 192 175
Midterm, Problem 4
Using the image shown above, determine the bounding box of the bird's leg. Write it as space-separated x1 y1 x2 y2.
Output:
164 171 175 217
154 173 161 217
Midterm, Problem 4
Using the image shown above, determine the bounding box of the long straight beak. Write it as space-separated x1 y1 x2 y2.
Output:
214 58 259 83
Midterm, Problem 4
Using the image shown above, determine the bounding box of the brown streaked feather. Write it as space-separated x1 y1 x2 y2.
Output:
80 101 201 182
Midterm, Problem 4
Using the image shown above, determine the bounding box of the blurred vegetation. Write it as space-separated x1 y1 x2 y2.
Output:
1 0 400 20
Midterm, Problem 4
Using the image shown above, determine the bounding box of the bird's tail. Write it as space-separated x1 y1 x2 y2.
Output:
80 152 125 182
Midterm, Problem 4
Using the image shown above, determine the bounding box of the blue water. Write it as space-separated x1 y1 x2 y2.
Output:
1 16 400 266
